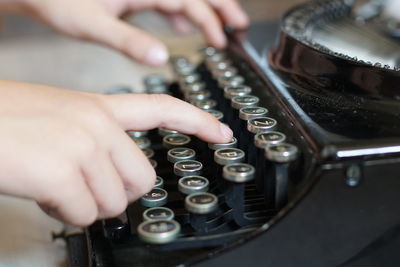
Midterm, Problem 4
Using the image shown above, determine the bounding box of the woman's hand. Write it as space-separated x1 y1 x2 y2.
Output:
10 0 248 65
0 80 233 226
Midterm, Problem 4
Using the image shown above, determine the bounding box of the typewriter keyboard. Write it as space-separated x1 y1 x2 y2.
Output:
96 47 304 265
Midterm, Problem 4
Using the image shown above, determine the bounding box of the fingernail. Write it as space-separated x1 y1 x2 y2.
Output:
220 123 233 140
145 45 169 66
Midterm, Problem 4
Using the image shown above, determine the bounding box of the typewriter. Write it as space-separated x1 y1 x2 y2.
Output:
65 0 400 266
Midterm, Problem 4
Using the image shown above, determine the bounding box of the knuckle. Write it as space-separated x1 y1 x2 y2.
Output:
99 195 128 218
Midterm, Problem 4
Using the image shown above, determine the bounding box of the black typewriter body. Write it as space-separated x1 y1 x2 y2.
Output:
73 1 400 266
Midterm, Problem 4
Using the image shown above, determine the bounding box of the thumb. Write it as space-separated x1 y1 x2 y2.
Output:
86 15 169 66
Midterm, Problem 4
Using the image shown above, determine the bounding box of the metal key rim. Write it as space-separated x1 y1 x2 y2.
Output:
223 163 255 183
143 207 174 221
185 192 218 214
167 147 196 163
178 176 209 195
137 219 180 244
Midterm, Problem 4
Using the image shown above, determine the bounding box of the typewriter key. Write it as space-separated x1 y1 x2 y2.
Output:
154 176 164 189
167 147 196 163
214 148 245 165
224 85 252 99
143 207 174 221
133 137 151 149
182 82 205 93
191 99 217 110
201 46 218 57
137 219 180 244
265 143 299 163
205 53 226 67
206 110 224 121
208 137 237 150
163 134 191 149
140 188 168 208
142 148 155 159
143 74 166 89
223 163 255 183
212 67 238 79
127 130 148 139
185 90 211 102
185 192 218 214
179 73 200 85
175 65 196 76
239 106 269 120
147 85 169 94
178 176 209 195
174 160 203 177
149 159 158 169
255 132 286 149
170 56 190 68
231 95 260 110
247 117 277 134
211 60 232 71
158 127 179 137
218 75 245 88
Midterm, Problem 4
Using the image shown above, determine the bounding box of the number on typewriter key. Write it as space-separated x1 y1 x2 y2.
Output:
137 220 180 244
191 99 217 110
208 137 237 151
223 163 255 183
167 147 196 163
239 106 269 121
185 192 218 214
214 148 245 165
224 85 252 99
206 110 224 121
132 137 151 149
142 148 155 159
154 176 164 189
265 143 299 163
174 160 203 176
231 95 260 110
140 188 168 207
158 127 179 137
178 176 209 195
247 117 277 134
143 207 174 221
255 131 286 149
163 134 191 149
127 130 148 139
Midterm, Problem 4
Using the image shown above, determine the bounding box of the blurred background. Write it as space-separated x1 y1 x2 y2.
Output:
0 0 305 266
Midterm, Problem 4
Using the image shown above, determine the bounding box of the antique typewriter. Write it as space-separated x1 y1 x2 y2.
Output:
65 0 400 266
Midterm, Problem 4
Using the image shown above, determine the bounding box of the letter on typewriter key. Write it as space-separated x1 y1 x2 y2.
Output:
137 220 180 244
231 95 259 110
214 148 245 165
185 192 218 214
163 134 191 149
167 147 196 163
247 117 277 134
239 107 269 121
140 188 168 208
174 160 203 177
143 207 174 221
178 176 209 195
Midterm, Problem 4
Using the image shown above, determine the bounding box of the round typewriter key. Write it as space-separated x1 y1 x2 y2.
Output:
140 188 168 208
137 219 180 244
170 56 190 68
224 85 252 99
149 159 158 169
174 160 203 177
143 74 166 89
183 82 205 93
147 85 168 94
191 99 217 110
127 130 148 139
133 137 151 149
239 106 269 120
247 117 277 134
223 163 255 183
212 66 237 79
178 176 209 195
255 131 286 149
205 53 226 65
218 75 245 88
265 143 299 163
167 147 196 163
231 95 259 109
185 192 218 214
154 176 164 188
214 148 245 165
211 60 232 71
158 127 179 137
142 148 155 158
208 137 237 150
201 46 218 57
185 90 211 102
206 110 224 121
143 207 174 221
179 73 200 85
163 134 191 149
175 65 195 76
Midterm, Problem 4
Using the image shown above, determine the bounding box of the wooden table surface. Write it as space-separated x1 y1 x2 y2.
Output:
0 1 304 266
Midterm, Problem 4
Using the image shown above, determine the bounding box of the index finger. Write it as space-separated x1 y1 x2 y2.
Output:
99 94 233 144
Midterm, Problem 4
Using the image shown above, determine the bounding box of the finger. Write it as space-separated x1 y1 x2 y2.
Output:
106 127 156 202
99 94 233 144
81 151 128 219
167 14 193 34
37 167 98 227
82 14 169 66
206 0 249 29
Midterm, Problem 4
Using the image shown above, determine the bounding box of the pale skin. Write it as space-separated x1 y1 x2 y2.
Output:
0 0 248 226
